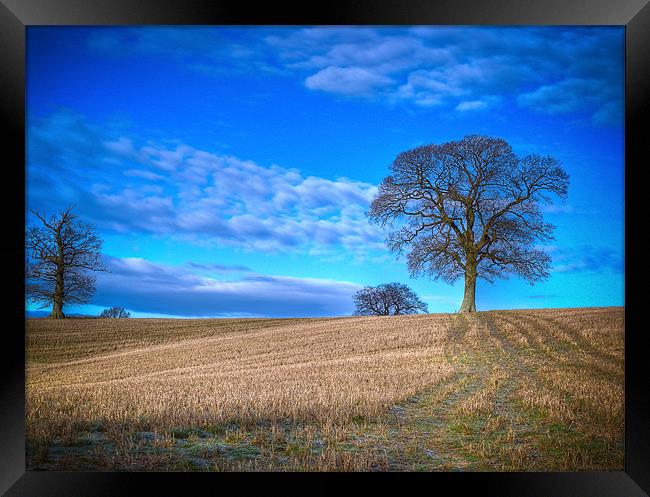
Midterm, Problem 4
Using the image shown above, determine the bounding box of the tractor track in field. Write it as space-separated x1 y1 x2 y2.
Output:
359 310 623 471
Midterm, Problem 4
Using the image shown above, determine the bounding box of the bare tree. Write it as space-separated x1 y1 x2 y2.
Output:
368 135 569 313
353 283 428 316
98 306 131 318
26 206 107 319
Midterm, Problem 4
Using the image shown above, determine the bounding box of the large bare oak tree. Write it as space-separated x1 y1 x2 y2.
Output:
368 135 569 313
26 206 106 319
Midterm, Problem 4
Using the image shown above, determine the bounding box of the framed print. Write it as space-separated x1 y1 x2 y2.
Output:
1 0 649 494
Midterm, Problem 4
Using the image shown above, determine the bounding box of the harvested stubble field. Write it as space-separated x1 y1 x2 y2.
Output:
26 307 624 471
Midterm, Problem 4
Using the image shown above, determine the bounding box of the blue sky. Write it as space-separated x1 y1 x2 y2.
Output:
25 26 624 317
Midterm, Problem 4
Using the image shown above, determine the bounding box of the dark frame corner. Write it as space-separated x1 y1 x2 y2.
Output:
1 1 648 495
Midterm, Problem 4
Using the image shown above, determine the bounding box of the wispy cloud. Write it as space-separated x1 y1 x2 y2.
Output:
185 262 251 273
455 100 488 112
86 27 280 75
517 77 622 125
123 169 165 181
455 95 502 113
550 246 623 274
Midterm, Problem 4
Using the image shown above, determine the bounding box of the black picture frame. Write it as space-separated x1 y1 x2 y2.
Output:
2 0 648 494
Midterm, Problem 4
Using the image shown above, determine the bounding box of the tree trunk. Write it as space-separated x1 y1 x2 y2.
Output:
459 266 477 313
49 300 65 319
49 268 65 319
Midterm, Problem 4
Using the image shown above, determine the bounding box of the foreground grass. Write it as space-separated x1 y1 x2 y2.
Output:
26 307 623 471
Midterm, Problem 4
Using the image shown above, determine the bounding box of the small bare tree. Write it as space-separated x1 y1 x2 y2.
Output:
368 135 569 312
26 206 107 319
353 283 428 316
98 306 131 318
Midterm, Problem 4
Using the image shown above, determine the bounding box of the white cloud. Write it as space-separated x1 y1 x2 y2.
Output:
29 112 385 256
84 27 622 125
85 27 623 124
455 100 488 111
267 27 622 124
305 66 393 95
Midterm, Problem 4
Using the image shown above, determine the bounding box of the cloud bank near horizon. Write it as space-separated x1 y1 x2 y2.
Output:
92 255 362 318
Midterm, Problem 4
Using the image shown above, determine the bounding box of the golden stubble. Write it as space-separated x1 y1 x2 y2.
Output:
26 307 624 471
27 314 454 441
